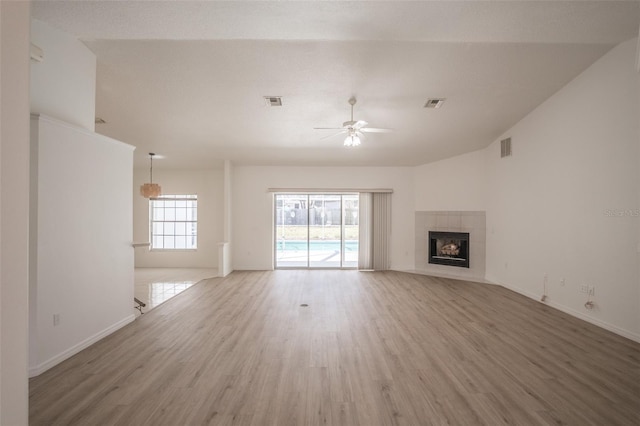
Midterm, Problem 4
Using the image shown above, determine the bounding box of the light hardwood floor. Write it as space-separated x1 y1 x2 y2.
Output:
30 270 640 425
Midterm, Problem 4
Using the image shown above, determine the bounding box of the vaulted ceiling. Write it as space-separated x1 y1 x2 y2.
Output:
32 1 640 169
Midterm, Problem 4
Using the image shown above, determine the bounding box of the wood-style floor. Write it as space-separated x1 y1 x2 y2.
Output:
30 270 640 425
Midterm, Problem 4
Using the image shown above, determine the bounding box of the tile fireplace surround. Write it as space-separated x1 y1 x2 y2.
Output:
415 211 486 281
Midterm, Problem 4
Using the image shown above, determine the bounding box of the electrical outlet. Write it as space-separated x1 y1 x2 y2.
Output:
580 285 589 294
53 314 60 326
560 278 565 286
588 286 595 296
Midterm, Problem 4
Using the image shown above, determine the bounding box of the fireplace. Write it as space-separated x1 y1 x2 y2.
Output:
429 231 470 268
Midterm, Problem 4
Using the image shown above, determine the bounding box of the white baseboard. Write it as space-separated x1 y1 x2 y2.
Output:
487 277 640 344
400 268 492 285
29 314 136 378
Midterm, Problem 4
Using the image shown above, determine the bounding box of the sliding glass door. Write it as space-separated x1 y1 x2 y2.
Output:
342 194 359 268
275 193 358 269
275 194 309 268
308 194 341 267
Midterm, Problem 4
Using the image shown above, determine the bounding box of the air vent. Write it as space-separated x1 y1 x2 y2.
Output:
501 137 512 158
95 117 106 124
30 43 44 62
264 96 283 107
424 98 445 108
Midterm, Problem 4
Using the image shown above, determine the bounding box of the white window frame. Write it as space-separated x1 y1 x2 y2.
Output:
149 195 198 250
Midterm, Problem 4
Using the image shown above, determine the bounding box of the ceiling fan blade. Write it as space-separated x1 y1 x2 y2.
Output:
320 130 347 140
353 120 368 129
361 127 394 133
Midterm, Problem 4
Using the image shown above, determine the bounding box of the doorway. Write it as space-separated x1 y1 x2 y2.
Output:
274 193 358 268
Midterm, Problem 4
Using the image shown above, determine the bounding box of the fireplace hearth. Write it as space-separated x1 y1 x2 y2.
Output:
429 231 470 268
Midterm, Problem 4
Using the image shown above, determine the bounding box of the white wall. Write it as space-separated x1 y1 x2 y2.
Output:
219 160 233 277
30 19 96 132
133 168 224 268
414 149 486 211
232 166 415 271
484 38 640 340
223 160 233 243
413 149 487 281
0 2 30 423
29 115 135 376
408 38 640 341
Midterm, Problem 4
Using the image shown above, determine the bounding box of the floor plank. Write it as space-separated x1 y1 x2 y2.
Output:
30 270 640 425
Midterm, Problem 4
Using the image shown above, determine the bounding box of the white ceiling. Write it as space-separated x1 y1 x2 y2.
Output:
32 1 640 169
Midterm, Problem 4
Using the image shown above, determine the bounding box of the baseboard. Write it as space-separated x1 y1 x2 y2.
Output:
400 269 491 285
218 268 233 278
487 277 640 344
29 314 136 378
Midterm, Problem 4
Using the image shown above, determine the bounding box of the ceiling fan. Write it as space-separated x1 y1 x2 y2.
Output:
314 97 393 147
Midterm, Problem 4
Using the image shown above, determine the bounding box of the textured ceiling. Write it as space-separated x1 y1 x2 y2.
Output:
32 1 640 169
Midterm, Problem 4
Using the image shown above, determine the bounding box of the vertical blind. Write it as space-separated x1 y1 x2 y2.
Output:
358 192 392 270
358 193 373 269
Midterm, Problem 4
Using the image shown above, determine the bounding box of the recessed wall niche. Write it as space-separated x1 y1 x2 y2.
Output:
415 211 486 281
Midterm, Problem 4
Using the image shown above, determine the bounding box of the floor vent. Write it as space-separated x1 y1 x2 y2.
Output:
501 137 512 158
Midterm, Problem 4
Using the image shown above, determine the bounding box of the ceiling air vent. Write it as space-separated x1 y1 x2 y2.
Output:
424 98 445 108
501 137 512 158
264 96 283 107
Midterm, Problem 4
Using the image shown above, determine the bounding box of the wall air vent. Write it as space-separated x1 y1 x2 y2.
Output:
501 137 512 158
264 96 283 107
424 98 445 108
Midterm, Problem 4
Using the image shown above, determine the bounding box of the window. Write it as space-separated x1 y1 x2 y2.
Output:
150 195 197 250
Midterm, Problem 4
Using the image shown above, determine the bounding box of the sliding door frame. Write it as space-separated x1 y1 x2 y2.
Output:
274 192 358 270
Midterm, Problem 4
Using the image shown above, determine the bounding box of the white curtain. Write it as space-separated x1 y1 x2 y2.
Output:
358 192 391 270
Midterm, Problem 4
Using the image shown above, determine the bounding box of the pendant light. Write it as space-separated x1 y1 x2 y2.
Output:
140 153 162 198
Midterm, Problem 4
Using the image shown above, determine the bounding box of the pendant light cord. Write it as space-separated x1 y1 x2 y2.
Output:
149 153 155 184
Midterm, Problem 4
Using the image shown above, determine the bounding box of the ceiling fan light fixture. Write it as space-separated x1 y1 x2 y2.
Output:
344 134 361 147
315 97 391 146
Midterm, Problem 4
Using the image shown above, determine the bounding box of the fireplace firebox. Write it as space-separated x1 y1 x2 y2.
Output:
428 231 470 268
